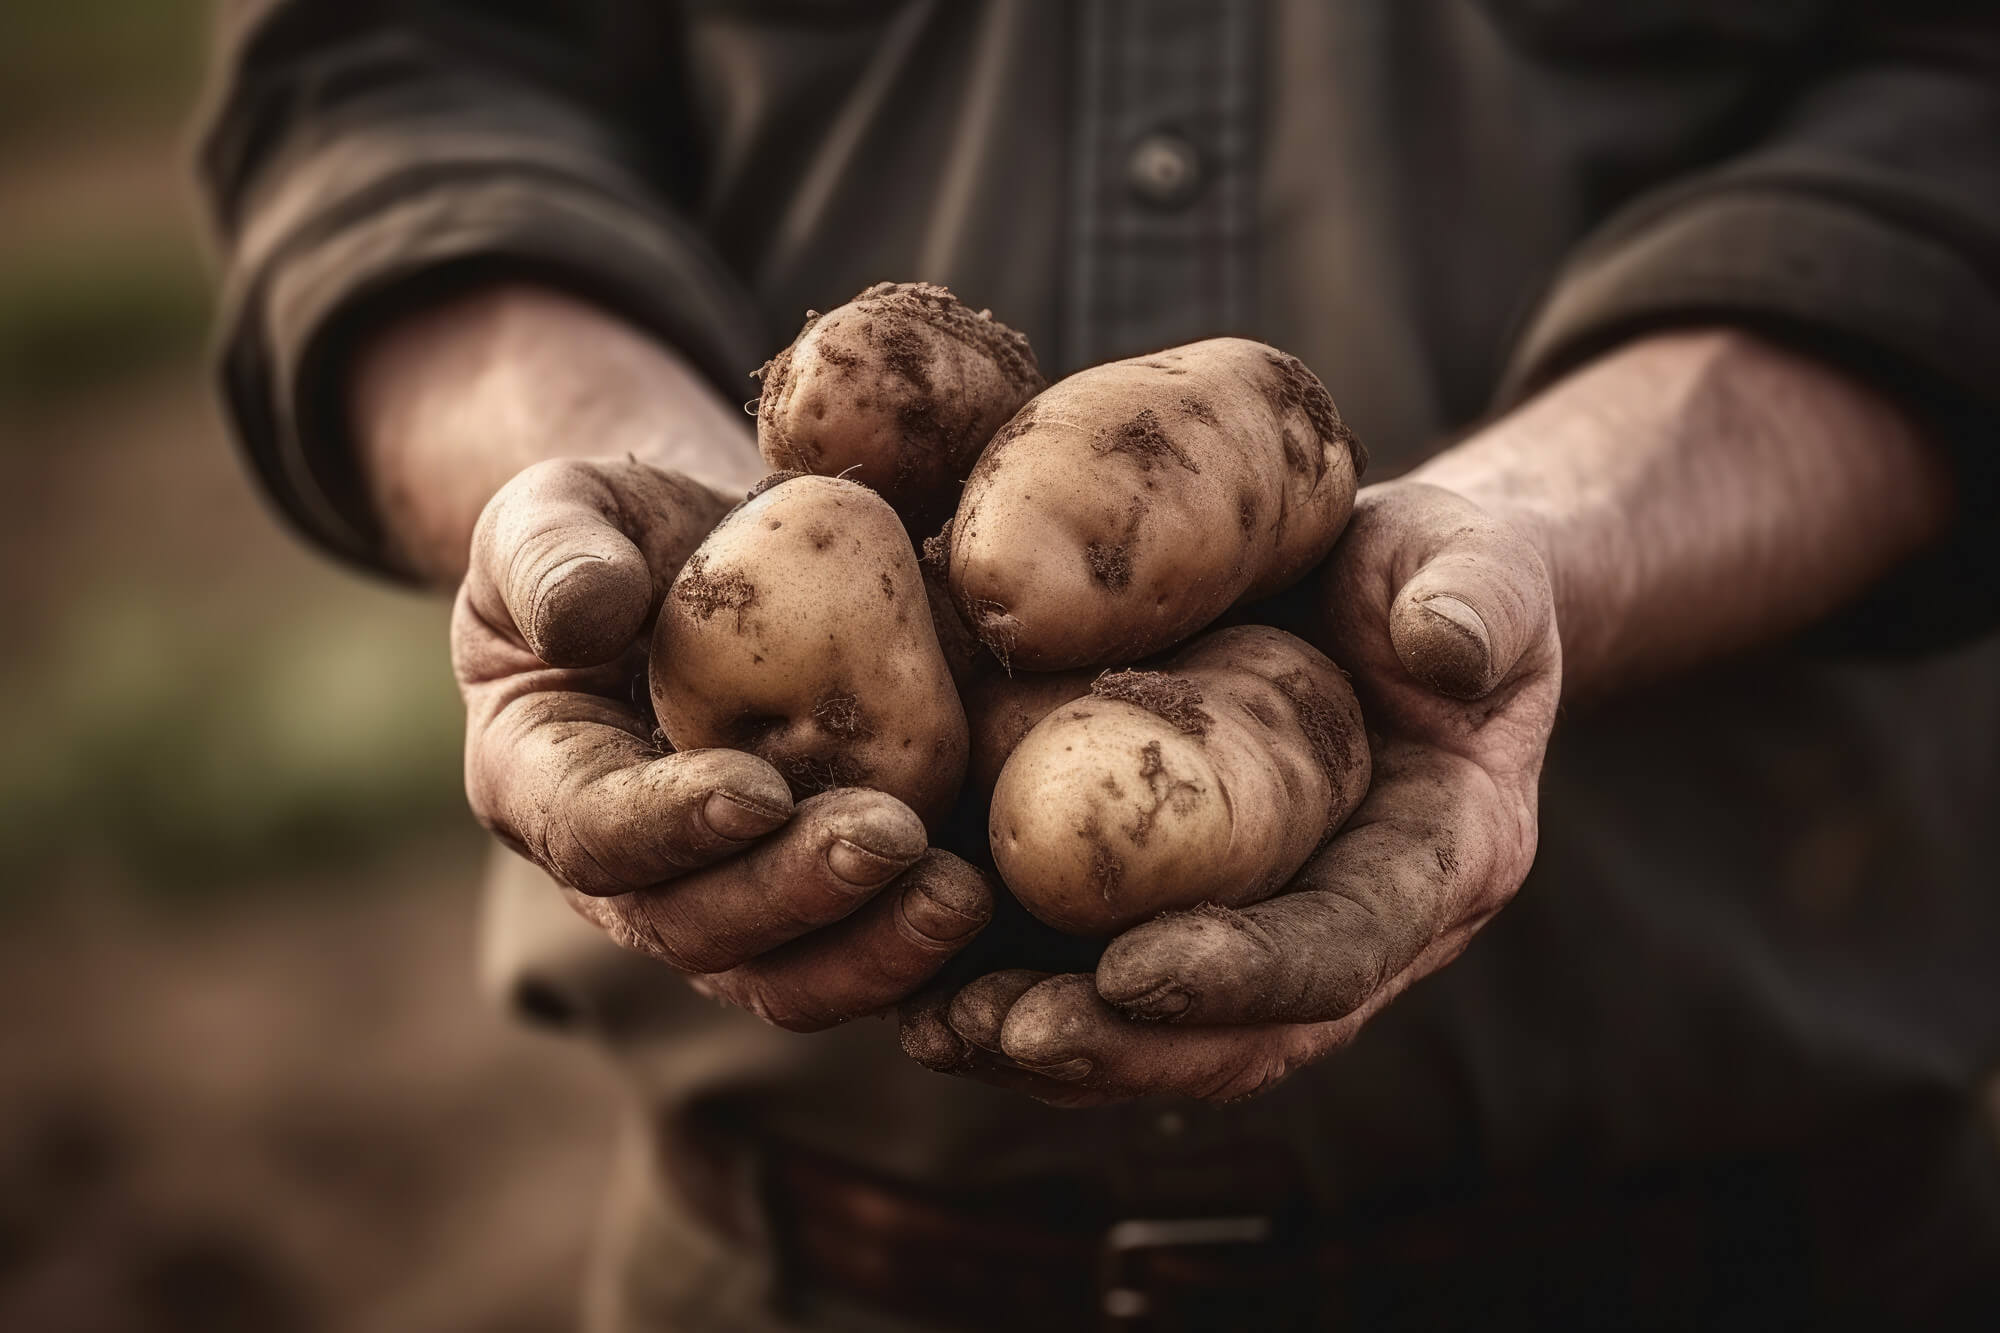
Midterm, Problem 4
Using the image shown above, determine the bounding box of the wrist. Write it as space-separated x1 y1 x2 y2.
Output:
351 280 760 586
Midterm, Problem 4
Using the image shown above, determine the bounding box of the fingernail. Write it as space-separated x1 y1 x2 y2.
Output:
1118 982 1191 1020
905 878 987 942
1419 594 1489 657
703 791 786 841
1020 1057 1094 1082
828 838 906 887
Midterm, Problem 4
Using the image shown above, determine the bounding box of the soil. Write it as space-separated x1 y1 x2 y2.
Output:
1091 670 1211 736
0 839 621 1333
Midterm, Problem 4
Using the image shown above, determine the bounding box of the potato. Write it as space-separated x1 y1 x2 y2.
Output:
961 666 1097 797
949 338 1365 670
649 473 968 829
757 282 1045 532
988 625 1369 935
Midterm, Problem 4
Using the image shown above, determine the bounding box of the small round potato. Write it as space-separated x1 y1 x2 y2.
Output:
988 626 1369 935
650 474 968 830
950 338 1365 670
757 282 1045 532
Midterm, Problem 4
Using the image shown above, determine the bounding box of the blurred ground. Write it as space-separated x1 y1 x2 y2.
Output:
1 3 624 1328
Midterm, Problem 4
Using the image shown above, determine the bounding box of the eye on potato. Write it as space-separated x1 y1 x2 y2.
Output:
650 473 969 830
948 338 1365 670
988 625 1370 935
756 282 1046 533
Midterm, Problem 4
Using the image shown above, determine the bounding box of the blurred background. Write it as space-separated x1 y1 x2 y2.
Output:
0 4 620 1328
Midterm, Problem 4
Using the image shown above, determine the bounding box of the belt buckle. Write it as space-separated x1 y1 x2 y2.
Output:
1098 1215 1275 1331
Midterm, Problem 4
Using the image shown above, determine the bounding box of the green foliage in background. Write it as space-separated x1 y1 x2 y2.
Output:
0 232 212 408
0 590 469 903
0 0 477 905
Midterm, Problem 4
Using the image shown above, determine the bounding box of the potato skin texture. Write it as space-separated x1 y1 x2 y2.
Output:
757 282 1045 532
988 626 1369 936
949 338 1364 670
650 475 968 830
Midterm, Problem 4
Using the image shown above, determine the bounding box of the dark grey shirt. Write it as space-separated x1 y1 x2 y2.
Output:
198 0 2000 1301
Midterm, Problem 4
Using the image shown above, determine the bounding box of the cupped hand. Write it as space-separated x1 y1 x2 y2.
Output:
454 455 993 1031
902 481 1559 1103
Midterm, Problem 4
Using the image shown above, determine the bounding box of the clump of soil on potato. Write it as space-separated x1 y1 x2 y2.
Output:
746 470 806 501
1084 540 1132 590
781 752 870 795
1273 667 1364 835
674 554 756 627
920 520 953 575
858 281 1043 394
1093 407 1199 474
1178 395 1220 427
1090 670 1211 736
1264 350 1365 475
965 599 1020 670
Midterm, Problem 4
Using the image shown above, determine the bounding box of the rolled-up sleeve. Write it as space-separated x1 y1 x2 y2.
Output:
1498 8 2000 644
195 0 766 572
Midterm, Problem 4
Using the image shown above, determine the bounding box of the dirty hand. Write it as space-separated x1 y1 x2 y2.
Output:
351 282 995 1032
451 455 995 1030
902 481 1559 1103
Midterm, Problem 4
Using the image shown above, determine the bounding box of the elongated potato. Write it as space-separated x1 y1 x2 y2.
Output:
650 474 968 829
949 339 1364 669
988 626 1369 935
757 283 1045 531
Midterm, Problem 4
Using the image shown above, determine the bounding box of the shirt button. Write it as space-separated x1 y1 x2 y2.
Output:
1126 131 1204 208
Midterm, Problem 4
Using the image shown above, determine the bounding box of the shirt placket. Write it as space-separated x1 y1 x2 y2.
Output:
1064 0 1263 373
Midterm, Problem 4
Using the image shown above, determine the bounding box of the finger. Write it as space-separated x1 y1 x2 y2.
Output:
947 970 1053 1052
901 984 976 1071
565 788 926 973
900 982 1119 1107
706 851 995 1032
468 457 728 667
1094 741 1515 1025
1375 485 1553 700
998 975 1332 1102
459 614 795 894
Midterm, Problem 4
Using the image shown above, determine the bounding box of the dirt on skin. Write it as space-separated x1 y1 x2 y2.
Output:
1263 350 1366 477
758 283 1044 504
812 690 871 740
920 520 953 575
673 554 756 628
1090 670 1212 736
781 751 870 795
1092 406 1200 474
1273 667 1367 837
1124 738 1204 848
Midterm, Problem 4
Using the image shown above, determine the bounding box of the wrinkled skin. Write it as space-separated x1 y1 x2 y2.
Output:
451 454 995 1032
901 482 1560 1104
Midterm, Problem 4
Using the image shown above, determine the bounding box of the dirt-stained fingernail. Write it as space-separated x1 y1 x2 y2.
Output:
703 790 786 841
1019 1057 1094 1082
901 859 993 943
1116 982 1191 1020
827 838 906 887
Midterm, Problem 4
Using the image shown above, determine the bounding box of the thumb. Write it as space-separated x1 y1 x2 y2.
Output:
1384 487 1553 700
469 458 729 667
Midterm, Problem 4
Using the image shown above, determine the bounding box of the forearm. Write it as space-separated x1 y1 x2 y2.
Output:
1414 329 1957 696
351 281 764 586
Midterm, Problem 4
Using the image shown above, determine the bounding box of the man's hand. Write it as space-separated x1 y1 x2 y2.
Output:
357 284 995 1030
902 482 1560 1103
901 326 1950 1104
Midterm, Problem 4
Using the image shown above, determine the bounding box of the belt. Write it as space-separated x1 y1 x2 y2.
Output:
659 1112 1838 1332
